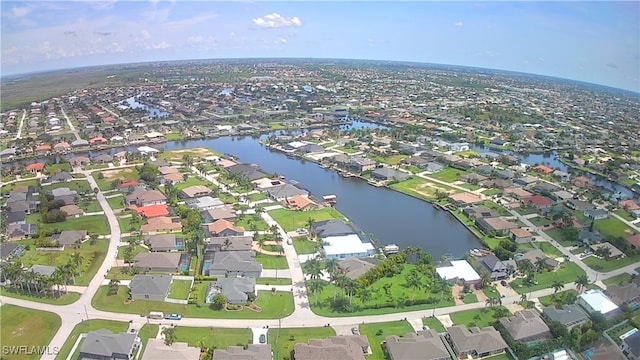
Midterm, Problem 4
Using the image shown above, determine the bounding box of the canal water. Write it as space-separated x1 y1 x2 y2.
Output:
125 96 169 118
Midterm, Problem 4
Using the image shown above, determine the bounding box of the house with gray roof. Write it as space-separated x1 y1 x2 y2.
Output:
338 258 377 280
144 233 185 252
499 310 552 344
49 187 78 197
481 254 516 280
5 223 38 240
206 236 253 252
5 211 26 225
79 329 139 360
28 264 56 277
310 220 357 239
128 274 172 302
133 253 189 273
71 139 89 147
605 277 640 309
622 330 640 360
48 171 73 183
226 164 268 181
385 330 452 360
213 344 272 360
205 251 262 278
266 183 309 201
51 230 87 248
541 304 589 330
294 335 370 360
0 242 25 261
205 277 256 305
202 205 237 223
445 325 507 359
424 162 445 173
371 167 410 181
142 338 200 360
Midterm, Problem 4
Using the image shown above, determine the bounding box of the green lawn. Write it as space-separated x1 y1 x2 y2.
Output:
511 262 585 293
247 192 268 202
482 188 503 196
234 215 270 231
168 280 192 300
480 200 511 216
17 238 109 285
46 162 72 174
106 195 125 210
430 167 468 183
603 273 633 286
43 180 93 194
371 154 407 165
483 285 501 299
165 132 184 141
268 207 346 231
256 277 292 285
462 293 478 304
118 216 138 233
450 307 511 328
92 286 294 319
545 228 579 247
105 267 135 280
0 287 81 305
539 289 578 306
583 254 640 272
55 319 129 360
515 206 539 216
95 168 139 190
30 214 111 235
269 327 336 360
136 324 159 355
255 254 289 269
0 305 61 360
389 177 440 201
593 217 637 238
359 321 414 360
422 317 446 332
292 236 320 255
614 209 635 221
529 216 553 227
173 326 251 350
1 179 39 195
537 242 563 257
117 245 148 260
174 176 214 191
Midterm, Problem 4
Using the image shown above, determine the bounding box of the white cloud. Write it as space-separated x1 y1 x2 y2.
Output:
252 13 302 28
151 41 171 49
453 21 464 27
12 6 31 17
165 13 217 27
187 35 203 44
277 37 287 44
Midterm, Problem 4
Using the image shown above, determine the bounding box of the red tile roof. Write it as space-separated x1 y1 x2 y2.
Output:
36 144 51 151
136 204 169 218
533 165 553 174
523 195 553 207
119 179 139 189
626 234 640 248
89 137 107 144
26 162 45 171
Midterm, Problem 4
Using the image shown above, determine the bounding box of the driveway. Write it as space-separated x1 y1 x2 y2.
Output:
495 282 519 298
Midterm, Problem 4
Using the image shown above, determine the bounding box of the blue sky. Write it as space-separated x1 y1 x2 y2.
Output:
2 1 638 92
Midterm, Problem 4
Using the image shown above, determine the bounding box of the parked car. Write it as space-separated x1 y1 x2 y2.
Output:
351 327 359 335
296 228 308 234
500 280 508 287
259 334 266 344
164 313 182 320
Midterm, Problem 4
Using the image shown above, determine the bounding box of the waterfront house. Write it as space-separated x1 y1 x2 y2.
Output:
48 171 73 183
480 254 516 280
499 310 552 345
25 162 45 173
371 167 410 181
577 289 620 317
129 274 172 301
605 277 640 309
436 260 481 286
542 304 589 330
518 249 559 270
68 156 90 167
79 330 139 360
475 217 519 236
510 228 534 243
572 176 591 188
294 335 370 360
448 193 483 207
445 325 507 359
322 234 376 260
226 164 269 181
384 330 451 360
205 277 256 305
142 339 200 360
310 220 358 239
285 195 318 211
144 233 185 252
462 206 498 220
514 176 537 186
266 183 309 201
206 219 245 237
348 157 376 173
133 252 190 273
619 199 640 218
93 154 113 164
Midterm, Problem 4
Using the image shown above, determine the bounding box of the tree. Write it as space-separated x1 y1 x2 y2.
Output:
306 218 315 231
212 293 227 309
324 258 339 277
480 272 492 289
162 327 177 346
343 278 358 305
308 279 326 306
552 280 564 294
534 257 547 273
403 269 424 302
108 279 121 295
594 246 611 259
257 237 266 251
357 285 372 305
575 274 590 293
303 258 323 280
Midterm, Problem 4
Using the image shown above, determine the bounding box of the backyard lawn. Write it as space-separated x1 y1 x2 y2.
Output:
174 176 214 191
55 319 129 360
422 317 446 332
234 215 270 231
583 254 640 272
0 305 61 360
545 228 579 247
537 242 563 257
117 245 148 260
168 280 192 300
105 267 134 280
173 326 251 350
539 289 578 307
593 217 637 239
450 307 511 328
292 236 320 255
43 180 92 194
603 273 633 286
247 192 268 202
359 321 414 360
511 262 585 293
269 327 335 360
95 168 139 190
462 293 478 304
430 167 468 183
106 195 125 210
136 324 160 355
268 207 346 231
30 214 110 235
255 254 289 269
92 286 294 319
256 277 292 285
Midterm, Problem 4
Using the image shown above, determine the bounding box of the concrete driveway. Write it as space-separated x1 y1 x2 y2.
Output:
495 281 519 298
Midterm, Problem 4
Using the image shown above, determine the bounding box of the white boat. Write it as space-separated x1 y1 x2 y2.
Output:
383 244 400 254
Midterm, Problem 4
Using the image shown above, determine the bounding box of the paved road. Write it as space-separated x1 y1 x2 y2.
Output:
59 106 81 142
14 109 26 140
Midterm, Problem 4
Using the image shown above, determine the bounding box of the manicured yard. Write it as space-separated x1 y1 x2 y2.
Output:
106 195 125 210
515 206 539 216
255 254 289 269
17 238 109 285
92 286 294 319
603 273 633 286
45 162 72 174
117 245 148 260
537 242 563 257
269 327 335 360
268 207 346 231
372 154 407 165
43 180 93 194
462 293 478 304
30 214 110 235
105 267 134 280
593 216 637 238
136 324 160 354
256 277 292 285
55 319 129 360
430 167 468 183
545 228 579 247
583 254 640 272
174 176 214 191
529 216 552 227
450 307 511 328
422 316 446 332
292 236 320 254
614 209 635 221
482 285 501 299
168 279 192 300
0 305 61 360
480 200 511 216
359 321 414 360
247 192 268 202
607 322 637 345
173 326 251 350
95 168 139 190
482 188 503 196
158 148 221 162
511 262 586 293
234 215 270 231
539 289 578 306
0 287 81 305
118 217 135 233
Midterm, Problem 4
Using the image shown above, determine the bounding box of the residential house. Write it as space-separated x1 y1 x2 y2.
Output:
79 330 139 360
348 157 376 173
51 230 87 248
204 251 262 278
510 228 534 243
621 330 640 360
140 216 182 234
0 242 26 261
567 199 595 211
436 260 481 286
294 335 370 360
206 236 253 252
226 164 269 181
162 172 184 184
28 264 56 277
253 178 285 190
128 274 172 301
480 179 512 190
589 242 624 260
213 345 272 360
552 190 575 202
533 164 554 174
5 223 38 240
68 156 90 167
144 234 185 252
619 199 640 218
60 204 84 218
310 220 358 239
448 193 483 207
577 289 620 317
206 219 245 237
205 277 256 304
572 176 591 188
202 205 237 223
133 253 190 273
532 182 561 195
180 185 212 199
136 204 170 218
48 172 73 183
384 330 451 360
626 234 640 249
445 325 507 359
542 304 589 330
371 168 410 181
25 162 45 173
463 206 498 220
4 211 26 225
480 254 516 280
504 188 533 200
579 229 604 246
518 249 559 270
185 196 224 211
322 234 375 260
584 208 609 220
475 217 519 236
94 154 113 164
50 187 78 198
459 173 487 184
142 339 200 360
126 190 167 207
424 162 445 173
499 310 552 344
514 176 538 186
522 195 554 210
266 184 309 202
605 277 640 309
338 258 377 280
53 142 70 153
285 195 318 211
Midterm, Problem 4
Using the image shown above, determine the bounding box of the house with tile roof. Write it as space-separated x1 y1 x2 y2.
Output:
498 310 552 344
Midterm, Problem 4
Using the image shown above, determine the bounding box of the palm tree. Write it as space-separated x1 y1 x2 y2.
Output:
404 269 424 302
270 224 279 239
575 274 589 293
308 279 326 306
480 272 492 289
486 297 501 307
325 258 339 277
70 253 83 275
343 278 358 305
257 237 266 251
303 258 323 280
520 293 528 303
552 280 565 294
306 218 315 232
357 285 373 305
534 257 547 273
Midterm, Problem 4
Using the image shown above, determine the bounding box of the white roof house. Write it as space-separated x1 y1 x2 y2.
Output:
436 260 481 283
138 146 159 154
287 141 306 149
322 234 375 260
577 289 619 316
